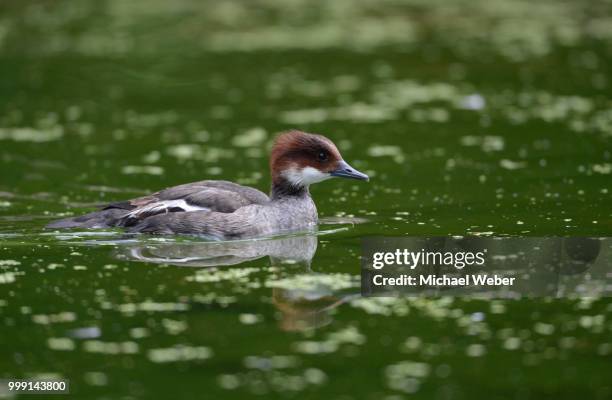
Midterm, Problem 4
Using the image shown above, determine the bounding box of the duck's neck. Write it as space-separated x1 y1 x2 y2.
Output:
271 177 310 201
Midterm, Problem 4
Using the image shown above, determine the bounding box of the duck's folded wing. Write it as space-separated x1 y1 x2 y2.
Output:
47 180 269 229
127 207 265 239
112 181 269 227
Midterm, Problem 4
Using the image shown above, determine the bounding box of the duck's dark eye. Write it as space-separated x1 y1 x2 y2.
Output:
318 151 328 161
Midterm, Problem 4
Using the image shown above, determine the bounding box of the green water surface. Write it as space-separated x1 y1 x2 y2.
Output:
0 1 611 399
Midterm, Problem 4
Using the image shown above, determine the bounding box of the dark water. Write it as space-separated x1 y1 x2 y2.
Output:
0 1 611 399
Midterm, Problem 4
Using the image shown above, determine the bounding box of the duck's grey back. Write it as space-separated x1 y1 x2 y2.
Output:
46 180 270 230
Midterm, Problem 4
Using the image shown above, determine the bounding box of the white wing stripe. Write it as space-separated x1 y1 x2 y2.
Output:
127 199 209 218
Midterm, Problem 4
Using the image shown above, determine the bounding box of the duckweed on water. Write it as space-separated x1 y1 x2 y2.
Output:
0 127 64 142
293 326 366 355
47 337 76 351
7 0 611 61
83 341 139 355
32 312 76 325
0 271 17 284
121 165 165 176
265 273 359 292
148 345 213 363
1 0 611 398
188 267 260 283
114 301 190 314
385 361 431 394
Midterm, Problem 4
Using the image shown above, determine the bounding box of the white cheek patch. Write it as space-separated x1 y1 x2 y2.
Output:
283 166 331 187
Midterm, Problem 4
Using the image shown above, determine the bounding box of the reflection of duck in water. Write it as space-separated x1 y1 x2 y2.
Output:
272 287 358 332
116 234 318 267
117 234 354 331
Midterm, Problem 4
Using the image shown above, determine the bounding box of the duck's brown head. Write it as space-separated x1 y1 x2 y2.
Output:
270 130 368 192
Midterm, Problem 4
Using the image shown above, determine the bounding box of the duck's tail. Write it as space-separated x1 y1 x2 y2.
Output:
46 209 127 229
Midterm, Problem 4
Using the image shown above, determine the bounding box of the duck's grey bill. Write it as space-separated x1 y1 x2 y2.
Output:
330 160 369 181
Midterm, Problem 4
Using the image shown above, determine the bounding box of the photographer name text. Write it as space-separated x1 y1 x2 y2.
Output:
372 274 516 287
